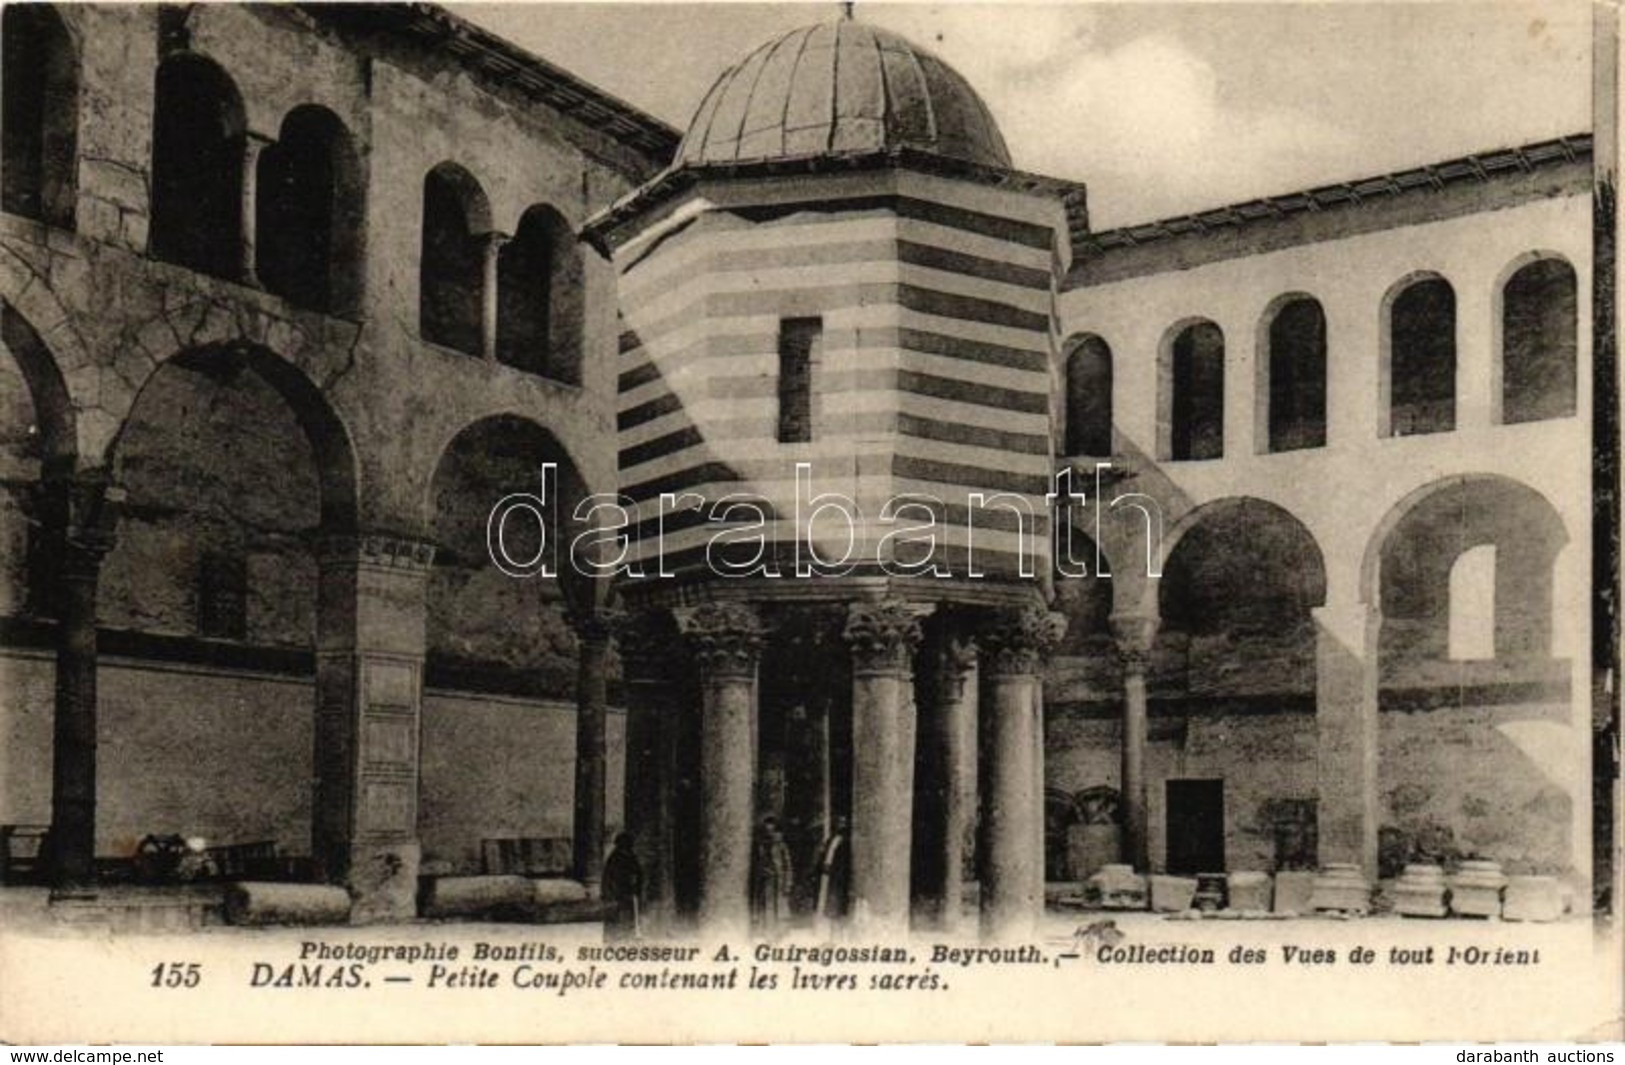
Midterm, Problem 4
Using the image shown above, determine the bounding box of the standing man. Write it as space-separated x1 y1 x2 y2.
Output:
750 817 794 938
815 816 851 934
600 832 643 941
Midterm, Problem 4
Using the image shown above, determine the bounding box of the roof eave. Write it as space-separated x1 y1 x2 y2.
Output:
582 147 1087 258
300 2 682 164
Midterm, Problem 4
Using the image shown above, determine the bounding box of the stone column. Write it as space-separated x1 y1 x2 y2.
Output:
569 607 616 893
621 610 682 928
314 534 435 923
44 476 121 894
916 625 977 931
1110 613 1159 871
478 231 511 363
1314 600 1381 877
677 601 763 936
843 599 926 934
978 607 1066 940
240 131 273 286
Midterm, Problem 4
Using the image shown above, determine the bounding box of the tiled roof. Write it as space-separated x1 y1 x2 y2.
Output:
1074 133 1592 261
302 3 681 161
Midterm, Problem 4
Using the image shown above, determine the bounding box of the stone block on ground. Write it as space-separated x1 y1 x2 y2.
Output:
1272 871 1317 915
1087 863 1148 910
223 882 351 926
1150 874 1198 913
533 878 589 905
530 878 610 925
1448 860 1507 918
1502 875 1563 922
1310 863 1371 915
1393 863 1449 918
1226 871 1271 912
420 875 534 919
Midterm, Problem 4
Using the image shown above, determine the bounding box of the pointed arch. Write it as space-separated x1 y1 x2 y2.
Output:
1159 319 1224 461
420 162 490 356
257 104 367 316
107 342 358 534
1259 293 1327 453
1382 272 1456 437
1497 252 1578 424
1361 474 1567 663
0 300 78 472
1063 333 1112 457
151 54 247 279
498 203 585 384
2 3 79 228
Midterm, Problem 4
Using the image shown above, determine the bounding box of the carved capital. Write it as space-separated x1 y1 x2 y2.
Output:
320 534 437 573
677 601 764 680
37 474 123 573
843 599 925 673
933 625 980 702
1109 613 1159 676
243 129 275 157
979 607 1067 677
476 230 513 260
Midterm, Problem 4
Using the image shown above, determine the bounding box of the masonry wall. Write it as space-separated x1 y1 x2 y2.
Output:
1046 708 1317 876
0 650 624 872
420 692 626 875
1049 185 1593 884
1045 699 1572 880
0 3 667 882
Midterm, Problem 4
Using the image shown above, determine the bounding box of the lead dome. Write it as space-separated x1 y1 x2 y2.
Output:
676 19 1012 170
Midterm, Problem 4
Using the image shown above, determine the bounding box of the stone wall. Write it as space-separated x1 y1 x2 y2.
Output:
0 3 670 896
1046 707 1318 875
1378 702 1575 876
1045 695 1576 880
420 692 626 875
0 650 622 872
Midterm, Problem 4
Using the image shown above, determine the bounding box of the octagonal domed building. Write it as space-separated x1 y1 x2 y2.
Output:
585 18 1086 942
587 17 1085 588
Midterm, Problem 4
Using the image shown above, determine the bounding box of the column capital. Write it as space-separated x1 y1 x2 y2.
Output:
844 599 927 673
934 629 979 702
318 533 437 573
979 607 1067 677
39 473 124 564
1109 613 1160 674
941 630 978 674
677 601 764 679
1311 599 1377 651
475 229 513 253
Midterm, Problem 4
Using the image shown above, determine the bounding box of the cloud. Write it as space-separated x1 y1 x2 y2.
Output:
872 4 1101 81
870 8 1359 227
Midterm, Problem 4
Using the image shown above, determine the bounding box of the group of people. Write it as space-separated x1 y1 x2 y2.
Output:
601 817 852 941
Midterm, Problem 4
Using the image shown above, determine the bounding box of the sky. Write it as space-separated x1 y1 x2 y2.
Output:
462 2 1595 229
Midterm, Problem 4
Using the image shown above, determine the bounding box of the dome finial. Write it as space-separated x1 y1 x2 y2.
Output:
840 1 855 21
